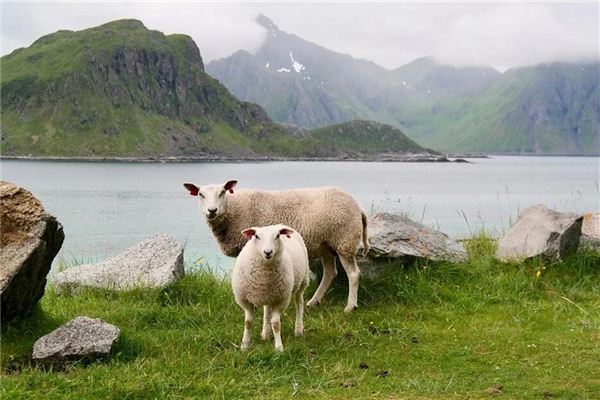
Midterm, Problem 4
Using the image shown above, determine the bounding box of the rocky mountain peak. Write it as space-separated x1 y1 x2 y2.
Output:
256 14 280 36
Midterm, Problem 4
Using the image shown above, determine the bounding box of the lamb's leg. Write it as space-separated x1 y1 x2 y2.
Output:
294 289 305 337
270 308 284 352
261 305 272 340
307 253 337 307
338 254 360 313
241 303 254 351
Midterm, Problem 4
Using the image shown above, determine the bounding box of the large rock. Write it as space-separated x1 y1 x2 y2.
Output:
54 235 184 293
0 181 64 323
496 204 583 262
32 316 120 363
363 213 468 266
580 213 600 250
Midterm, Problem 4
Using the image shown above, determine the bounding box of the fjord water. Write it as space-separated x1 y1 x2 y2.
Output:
2 157 598 272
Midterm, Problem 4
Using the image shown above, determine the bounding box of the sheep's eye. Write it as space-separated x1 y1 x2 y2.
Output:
275 234 280 240
219 190 226 197
198 193 205 198
254 235 260 240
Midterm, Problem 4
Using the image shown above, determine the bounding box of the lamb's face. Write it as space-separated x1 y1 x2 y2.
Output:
183 180 237 221
242 225 294 262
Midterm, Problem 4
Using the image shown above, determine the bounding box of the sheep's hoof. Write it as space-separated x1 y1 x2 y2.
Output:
275 345 284 352
295 328 304 337
306 299 321 308
241 342 250 351
261 332 271 341
344 304 358 313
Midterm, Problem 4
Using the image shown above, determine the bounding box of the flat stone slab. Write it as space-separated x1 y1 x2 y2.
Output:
54 234 184 293
364 212 468 263
496 204 582 262
32 316 120 362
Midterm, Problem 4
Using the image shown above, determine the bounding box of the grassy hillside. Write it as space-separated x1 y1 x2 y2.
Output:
0 20 432 159
2 237 599 399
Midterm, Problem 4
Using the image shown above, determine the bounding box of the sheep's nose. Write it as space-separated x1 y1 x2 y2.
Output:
208 207 217 214
263 249 273 257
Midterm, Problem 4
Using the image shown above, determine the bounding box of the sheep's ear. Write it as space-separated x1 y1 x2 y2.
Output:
224 180 238 194
184 183 200 196
279 227 293 238
241 228 256 239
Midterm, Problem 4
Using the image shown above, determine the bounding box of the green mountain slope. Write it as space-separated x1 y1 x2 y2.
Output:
0 20 432 158
207 15 599 155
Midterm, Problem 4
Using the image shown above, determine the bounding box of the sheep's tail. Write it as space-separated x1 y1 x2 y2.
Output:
361 212 370 257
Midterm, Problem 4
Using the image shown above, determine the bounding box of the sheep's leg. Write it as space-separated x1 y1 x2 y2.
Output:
338 254 361 313
307 253 337 307
241 304 254 351
294 289 305 337
261 305 272 340
270 308 284 352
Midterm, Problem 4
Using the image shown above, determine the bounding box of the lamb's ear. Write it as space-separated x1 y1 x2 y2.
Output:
183 183 200 196
224 180 238 194
241 228 256 239
279 227 294 238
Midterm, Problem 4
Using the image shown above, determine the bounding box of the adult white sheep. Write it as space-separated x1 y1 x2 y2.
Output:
183 180 369 313
232 224 309 351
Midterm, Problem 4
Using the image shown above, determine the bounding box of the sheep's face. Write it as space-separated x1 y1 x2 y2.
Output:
183 180 237 221
242 225 294 262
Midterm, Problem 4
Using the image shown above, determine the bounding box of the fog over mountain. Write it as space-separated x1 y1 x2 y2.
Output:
2 2 598 71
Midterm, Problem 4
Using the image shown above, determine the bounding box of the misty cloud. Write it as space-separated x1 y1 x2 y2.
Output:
2 2 598 71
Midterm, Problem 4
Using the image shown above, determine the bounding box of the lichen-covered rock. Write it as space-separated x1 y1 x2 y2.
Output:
580 213 600 250
496 204 583 262
32 316 120 363
0 181 64 323
361 213 468 268
54 235 184 293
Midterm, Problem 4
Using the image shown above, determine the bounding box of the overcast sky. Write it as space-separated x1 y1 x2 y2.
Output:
2 1 598 71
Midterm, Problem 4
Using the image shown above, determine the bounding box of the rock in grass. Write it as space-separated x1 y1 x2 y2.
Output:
580 213 600 251
496 204 583 262
32 316 119 363
364 212 468 264
54 235 184 293
0 181 64 323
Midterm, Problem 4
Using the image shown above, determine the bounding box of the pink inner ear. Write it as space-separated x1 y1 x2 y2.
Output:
184 184 199 196
224 180 237 194
279 228 292 238
242 229 255 239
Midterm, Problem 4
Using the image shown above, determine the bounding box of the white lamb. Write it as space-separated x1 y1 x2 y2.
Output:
183 180 369 313
232 224 310 352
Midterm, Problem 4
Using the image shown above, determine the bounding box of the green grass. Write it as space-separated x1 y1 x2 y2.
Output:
2 237 599 399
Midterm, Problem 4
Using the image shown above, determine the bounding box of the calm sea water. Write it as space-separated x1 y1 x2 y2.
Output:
1 156 598 272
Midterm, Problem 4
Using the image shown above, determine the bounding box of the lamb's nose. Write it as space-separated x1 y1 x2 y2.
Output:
263 249 273 257
208 208 217 214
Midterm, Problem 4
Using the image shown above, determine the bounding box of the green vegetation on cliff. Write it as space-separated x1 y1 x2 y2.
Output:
0 20 432 159
2 238 599 399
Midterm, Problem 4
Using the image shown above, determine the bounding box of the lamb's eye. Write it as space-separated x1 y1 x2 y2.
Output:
219 191 226 197
255 235 260 240
275 234 280 240
198 193 205 198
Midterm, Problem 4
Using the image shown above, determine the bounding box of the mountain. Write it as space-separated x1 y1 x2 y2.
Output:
207 15 599 155
0 20 433 159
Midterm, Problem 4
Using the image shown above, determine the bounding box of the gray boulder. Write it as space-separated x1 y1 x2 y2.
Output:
32 316 120 363
362 213 468 268
580 213 600 250
496 204 583 262
0 181 64 323
55 235 184 293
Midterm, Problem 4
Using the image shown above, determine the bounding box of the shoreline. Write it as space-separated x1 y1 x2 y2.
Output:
0 154 477 163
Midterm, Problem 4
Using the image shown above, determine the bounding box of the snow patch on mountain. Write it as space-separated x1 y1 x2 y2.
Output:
277 67 291 73
289 52 306 73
